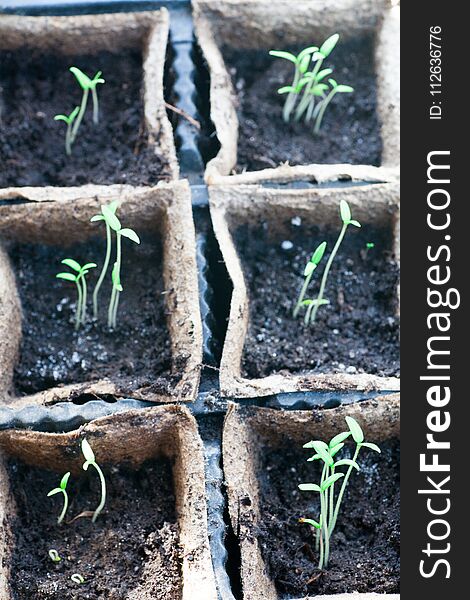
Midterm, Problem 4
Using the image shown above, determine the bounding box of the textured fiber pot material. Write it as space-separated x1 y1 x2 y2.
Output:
222 394 400 600
0 8 178 187
0 180 202 405
0 405 218 599
194 1 400 183
210 182 400 398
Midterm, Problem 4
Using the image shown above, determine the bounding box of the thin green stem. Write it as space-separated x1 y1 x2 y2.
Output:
317 463 328 559
65 123 72 156
283 68 300 122
314 89 337 134
295 56 323 121
328 465 335 532
71 88 89 142
111 290 120 329
330 445 360 535
107 286 116 328
74 280 83 331
310 223 348 324
80 274 88 324
93 223 112 319
58 490 69 525
304 302 315 326
92 87 99 124
293 271 313 317
90 462 106 523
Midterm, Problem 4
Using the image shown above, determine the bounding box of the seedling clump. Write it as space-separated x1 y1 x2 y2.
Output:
299 416 381 570
81 438 107 523
56 259 97 330
270 34 354 133
54 67 105 155
293 200 361 325
47 471 71 524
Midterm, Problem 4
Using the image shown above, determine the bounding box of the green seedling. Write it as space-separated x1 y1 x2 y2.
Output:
71 573 85 584
90 200 119 319
56 259 97 330
48 549 61 563
81 438 106 523
54 106 79 156
366 242 375 250
269 46 318 122
293 241 327 318
69 67 105 141
47 472 71 525
270 34 354 133
107 225 140 330
309 200 361 324
299 416 381 570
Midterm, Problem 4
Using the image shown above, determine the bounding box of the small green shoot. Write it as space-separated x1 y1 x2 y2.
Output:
48 549 61 562
270 34 354 133
81 438 106 523
299 416 381 569
90 200 119 319
69 66 105 141
47 471 71 525
293 241 327 318
71 573 85 584
56 259 97 330
54 106 79 155
366 242 375 250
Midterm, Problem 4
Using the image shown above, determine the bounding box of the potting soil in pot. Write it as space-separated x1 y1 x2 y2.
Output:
7 457 182 599
10 236 183 398
235 220 399 378
255 439 400 596
0 49 172 187
224 36 381 171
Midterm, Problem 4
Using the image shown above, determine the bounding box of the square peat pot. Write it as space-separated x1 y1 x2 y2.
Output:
223 395 400 599
0 404 218 599
0 180 202 406
0 8 178 193
194 0 399 186
210 182 400 397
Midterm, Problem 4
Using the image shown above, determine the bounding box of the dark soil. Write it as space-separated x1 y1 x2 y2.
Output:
254 439 400 596
0 49 172 187
235 220 399 378
10 236 182 398
224 36 381 171
7 457 182 599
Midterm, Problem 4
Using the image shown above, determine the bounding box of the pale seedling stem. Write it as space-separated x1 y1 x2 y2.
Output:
71 87 89 142
47 472 71 525
295 55 324 121
81 438 107 523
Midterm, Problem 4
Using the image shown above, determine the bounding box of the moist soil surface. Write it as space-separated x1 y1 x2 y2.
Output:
254 439 400 596
224 36 381 171
11 236 181 398
7 457 182 599
235 221 399 379
0 49 172 187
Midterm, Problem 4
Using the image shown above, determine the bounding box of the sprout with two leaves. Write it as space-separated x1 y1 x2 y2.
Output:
54 106 79 156
299 416 381 570
56 259 97 330
293 241 328 323
47 472 71 525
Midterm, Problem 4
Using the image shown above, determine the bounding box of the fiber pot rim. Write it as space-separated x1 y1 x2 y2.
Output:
0 180 203 406
0 403 218 600
210 181 400 398
193 0 400 184
222 393 400 600
0 7 179 190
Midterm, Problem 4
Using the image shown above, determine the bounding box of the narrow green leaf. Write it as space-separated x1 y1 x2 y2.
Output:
334 459 360 471
119 228 140 244
329 431 351 448
107 200 119 214
345 416 364 444
311 83 328 96
297 46 319 62
298 483 321 493
340 200 351 223
60 472 71 490
299 517 321 529
304 262 316 277
321 472 344 492
82 263 97 271
303 440 328 450
102 205 121 231
54 115 68 123
316 68 333 82
310 298 329 307
320 33 339 58
56 272 77 282
90 215 104 222
81 438 95 463
269 50 297 63
69 66 92 90
328 78 338 88
47 488 62 497
299 54 312 74
61 258 82 272
360 442 381 453
310 441 334 466
301 299 313 306
349 220 361 228
70 106 80 120
307 453 321 461
312 51 323 61
311 241 327 265
278 86 296 94
336 85 354 93
330 443 344 458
